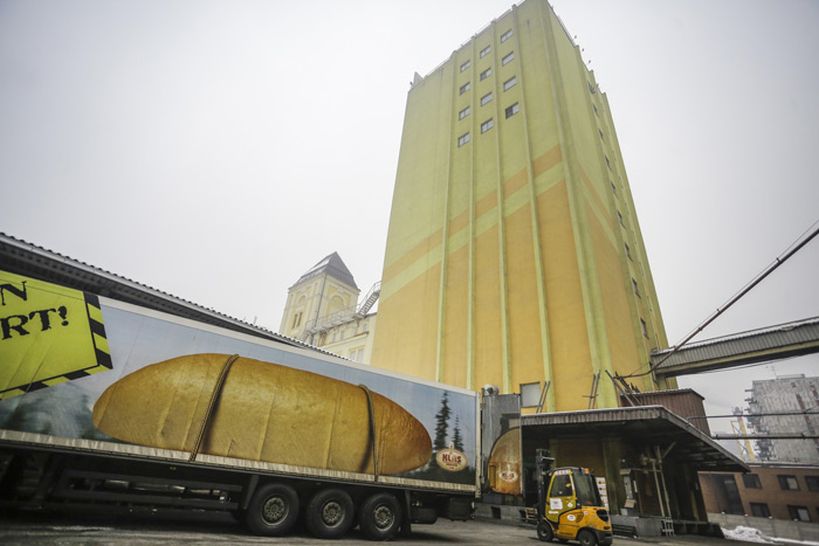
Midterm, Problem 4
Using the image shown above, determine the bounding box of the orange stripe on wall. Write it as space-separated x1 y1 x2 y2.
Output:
383 145 562 285
382 228 443 283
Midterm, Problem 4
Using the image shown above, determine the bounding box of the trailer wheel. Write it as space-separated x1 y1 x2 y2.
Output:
245 483 299 536
577 529 598 546
305 488 355 539
537 521 554 542
358 492 402 541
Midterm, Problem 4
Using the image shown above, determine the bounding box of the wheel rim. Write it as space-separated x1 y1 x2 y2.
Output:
373 504 396 530
322 500 344 527
262 496 288 524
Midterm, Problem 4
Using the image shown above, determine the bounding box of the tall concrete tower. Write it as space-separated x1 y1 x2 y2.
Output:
371 0 672 411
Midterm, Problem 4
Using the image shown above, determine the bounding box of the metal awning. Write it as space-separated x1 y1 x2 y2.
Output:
522 405 748 472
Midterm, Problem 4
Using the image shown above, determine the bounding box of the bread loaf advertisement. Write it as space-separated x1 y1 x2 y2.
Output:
0 274 476 485
487 427 522 496
92 354 432 474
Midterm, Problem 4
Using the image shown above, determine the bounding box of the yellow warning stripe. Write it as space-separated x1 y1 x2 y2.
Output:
0 388 27 400
87 301 105 324
93 332 110 355
43 376 69 387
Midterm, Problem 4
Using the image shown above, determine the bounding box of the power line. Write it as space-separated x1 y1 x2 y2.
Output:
625 219 819 379
687 408 819 420
712 433 819 441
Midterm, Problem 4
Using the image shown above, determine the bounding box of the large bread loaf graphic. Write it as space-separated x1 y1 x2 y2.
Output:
92 354 432 474
487 427 521 495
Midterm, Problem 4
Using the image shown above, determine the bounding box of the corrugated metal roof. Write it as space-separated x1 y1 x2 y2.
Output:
0 232 337 357
650 317 819 376
522 405 748 472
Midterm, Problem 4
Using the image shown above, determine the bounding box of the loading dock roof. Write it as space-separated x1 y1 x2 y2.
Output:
522 405 748 472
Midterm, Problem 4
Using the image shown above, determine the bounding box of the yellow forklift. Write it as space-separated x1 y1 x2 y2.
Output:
535 450 613 546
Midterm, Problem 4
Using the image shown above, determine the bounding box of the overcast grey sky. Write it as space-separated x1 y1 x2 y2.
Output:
1 0 817 431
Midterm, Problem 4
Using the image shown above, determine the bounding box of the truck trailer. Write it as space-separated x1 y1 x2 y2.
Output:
0 263 479 540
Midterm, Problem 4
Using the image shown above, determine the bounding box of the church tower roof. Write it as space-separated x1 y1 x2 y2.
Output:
293 252 358 290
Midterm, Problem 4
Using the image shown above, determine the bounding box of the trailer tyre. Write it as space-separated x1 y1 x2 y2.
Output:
245 483 299 536
537 521 554 542
306 488 355 539
358 492 402 541
577 529 598 546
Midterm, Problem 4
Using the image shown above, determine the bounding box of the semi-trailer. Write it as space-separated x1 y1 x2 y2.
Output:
0 267 477 540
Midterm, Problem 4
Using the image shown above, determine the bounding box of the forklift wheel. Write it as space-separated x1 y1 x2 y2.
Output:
577 529 598 546
537 522 554 542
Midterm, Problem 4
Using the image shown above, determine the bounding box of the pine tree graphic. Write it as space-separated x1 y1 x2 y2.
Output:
433 392 451 451
452 416 464 452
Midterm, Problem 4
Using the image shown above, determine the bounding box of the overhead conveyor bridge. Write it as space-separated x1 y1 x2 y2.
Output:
651 316 819 379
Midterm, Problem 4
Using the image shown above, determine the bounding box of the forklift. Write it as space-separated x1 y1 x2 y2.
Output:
535 449 613 546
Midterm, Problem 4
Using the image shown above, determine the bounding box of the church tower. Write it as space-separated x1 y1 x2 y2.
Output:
279 252 360 343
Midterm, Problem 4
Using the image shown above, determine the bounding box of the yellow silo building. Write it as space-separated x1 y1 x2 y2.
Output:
371 0 675 411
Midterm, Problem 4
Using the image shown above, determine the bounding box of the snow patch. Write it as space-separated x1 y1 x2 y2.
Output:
722 526 780 544
722 525 819 546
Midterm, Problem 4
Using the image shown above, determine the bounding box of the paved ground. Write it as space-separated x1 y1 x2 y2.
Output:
0 509 750 545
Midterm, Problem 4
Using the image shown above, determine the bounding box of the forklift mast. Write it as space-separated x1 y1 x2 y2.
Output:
535 448 554 518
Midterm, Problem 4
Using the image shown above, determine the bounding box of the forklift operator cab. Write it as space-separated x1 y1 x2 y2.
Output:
536 453 613 546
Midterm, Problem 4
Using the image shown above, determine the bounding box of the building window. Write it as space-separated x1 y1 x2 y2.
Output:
500 29 513 43
788 505 811 522
632 278 640 298
503 76 517 91
605 155 612 170
459 82 471 95
743 474 762 489
480 67 492 81
457 132 471 147
625 243 632 260
505 102 520 118
480 92 493 106
480 45 491 58
778 475 800 491
592 103 599 116
610 180 616 193
806 476 819 491
501 51 515 65
458 105 471 120
349 346 365 362
617 210 625 227
598 128 605 141
640 318 648 338
750 503 770 518
460 59 471 72
480 118 494 133
520 382 541 408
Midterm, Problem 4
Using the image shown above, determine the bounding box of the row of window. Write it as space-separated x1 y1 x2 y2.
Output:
467 76 518 101
456 102 520 147
458 29 514 72
747 474 819 492
458 30 513 73
595 86 645 337
749 503 815 522
584 78 649 342
460 73 518 96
